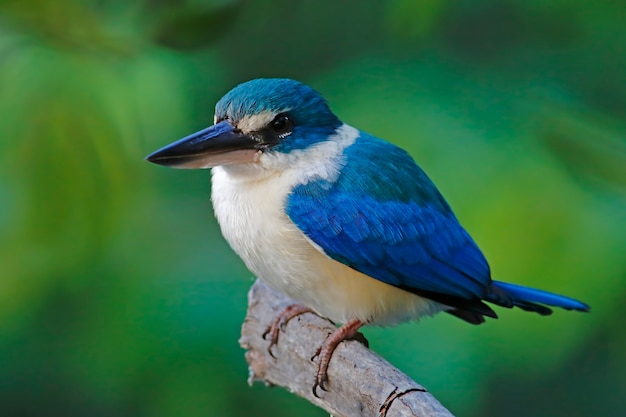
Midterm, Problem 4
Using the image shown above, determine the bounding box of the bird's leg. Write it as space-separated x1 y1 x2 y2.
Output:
311 318 365 397
263 304 315 357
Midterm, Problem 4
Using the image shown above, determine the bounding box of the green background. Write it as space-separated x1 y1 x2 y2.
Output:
1 0 624 416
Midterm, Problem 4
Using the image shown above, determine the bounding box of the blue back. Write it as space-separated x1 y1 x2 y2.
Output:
287 132 492 300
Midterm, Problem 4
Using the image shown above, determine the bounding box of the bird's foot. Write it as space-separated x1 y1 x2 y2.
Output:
263 304 314 358
311 318 366 397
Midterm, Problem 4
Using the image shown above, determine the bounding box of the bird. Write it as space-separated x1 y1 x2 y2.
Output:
146 78 590 395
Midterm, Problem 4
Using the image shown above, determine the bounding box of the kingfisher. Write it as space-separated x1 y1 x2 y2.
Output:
146 78 589 395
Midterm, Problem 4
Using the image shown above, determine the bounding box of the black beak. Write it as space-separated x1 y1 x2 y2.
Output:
145 120 260 169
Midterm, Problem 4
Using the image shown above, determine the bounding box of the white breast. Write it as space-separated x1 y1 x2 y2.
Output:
210 124 443 325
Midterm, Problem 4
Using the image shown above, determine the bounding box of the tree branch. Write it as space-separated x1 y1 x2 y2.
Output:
239 279 455 417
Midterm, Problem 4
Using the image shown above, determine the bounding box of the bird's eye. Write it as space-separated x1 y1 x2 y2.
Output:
270 113 292 134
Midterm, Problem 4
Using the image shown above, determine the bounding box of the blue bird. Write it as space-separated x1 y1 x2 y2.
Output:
146 78 589 394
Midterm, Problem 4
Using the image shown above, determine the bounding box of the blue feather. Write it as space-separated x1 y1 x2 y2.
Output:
287 132 491 301
491 281 590 312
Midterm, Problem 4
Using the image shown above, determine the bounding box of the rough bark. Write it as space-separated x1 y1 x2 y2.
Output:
239 279 455 417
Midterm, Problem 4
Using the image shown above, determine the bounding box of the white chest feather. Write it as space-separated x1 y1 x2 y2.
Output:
210 124 442 325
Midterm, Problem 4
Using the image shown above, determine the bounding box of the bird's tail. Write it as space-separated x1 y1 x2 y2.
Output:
488 280 590 315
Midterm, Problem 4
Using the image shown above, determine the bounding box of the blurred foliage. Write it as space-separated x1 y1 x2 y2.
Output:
0 0 624 416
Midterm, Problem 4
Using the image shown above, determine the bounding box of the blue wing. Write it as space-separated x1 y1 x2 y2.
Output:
286 134 492 302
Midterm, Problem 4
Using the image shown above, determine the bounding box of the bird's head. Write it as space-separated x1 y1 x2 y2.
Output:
146 78 341 169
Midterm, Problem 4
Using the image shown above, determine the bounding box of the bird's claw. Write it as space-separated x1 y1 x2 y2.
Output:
311 344 329 397
262 320 282 358
310 344 322 362
262 304 314 358
309 318 365 398
312 371 329 398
